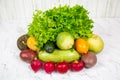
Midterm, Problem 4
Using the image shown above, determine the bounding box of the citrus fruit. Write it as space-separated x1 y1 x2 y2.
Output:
75 38 89 54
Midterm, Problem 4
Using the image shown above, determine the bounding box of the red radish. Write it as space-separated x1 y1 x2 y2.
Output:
56 62 69 74
30 60 42 73
44 62 55 74
71 60 84 72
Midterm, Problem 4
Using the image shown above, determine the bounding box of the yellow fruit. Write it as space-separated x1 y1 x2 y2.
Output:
87 34 104 53
75 38 89 54
27 36 38 51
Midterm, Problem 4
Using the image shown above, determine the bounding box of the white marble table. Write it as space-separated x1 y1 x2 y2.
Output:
0 18 120 80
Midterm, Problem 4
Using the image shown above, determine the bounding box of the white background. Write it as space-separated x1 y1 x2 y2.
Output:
0 0 120 80
0 0 120 22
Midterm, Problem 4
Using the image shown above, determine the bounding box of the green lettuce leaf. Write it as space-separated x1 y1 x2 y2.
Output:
27 5 94 48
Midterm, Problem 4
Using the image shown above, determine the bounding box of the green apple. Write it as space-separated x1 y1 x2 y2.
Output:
87 34 104 53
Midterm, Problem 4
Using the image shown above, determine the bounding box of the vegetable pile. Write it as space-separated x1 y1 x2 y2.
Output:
17 5 104 74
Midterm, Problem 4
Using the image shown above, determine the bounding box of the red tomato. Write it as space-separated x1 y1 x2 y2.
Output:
44 62 55 74
71 60 84 72
56 62 69 74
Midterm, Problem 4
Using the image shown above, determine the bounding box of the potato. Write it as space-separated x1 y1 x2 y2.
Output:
20 49 37 63
81 52 97 68
17 34 29 50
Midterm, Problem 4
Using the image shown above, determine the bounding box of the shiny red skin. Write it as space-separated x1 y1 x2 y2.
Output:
44 62 55 74
71 60 84 72
20 49 37 63
30 60 42 73
56 62 69 74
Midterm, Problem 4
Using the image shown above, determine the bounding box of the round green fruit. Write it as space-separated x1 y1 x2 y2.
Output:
56 32 74 50
87 34 104 53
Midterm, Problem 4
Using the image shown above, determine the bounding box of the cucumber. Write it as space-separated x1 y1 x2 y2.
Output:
38 49 80 63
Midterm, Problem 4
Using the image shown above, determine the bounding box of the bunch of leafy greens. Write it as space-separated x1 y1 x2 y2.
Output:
27 5 94 48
